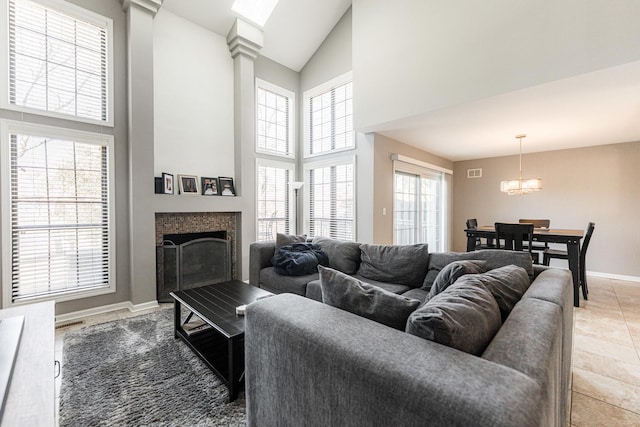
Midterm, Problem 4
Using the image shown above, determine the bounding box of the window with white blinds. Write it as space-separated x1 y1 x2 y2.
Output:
256 161 293 241
256 79 294 157
394 167 444 251
304 72 353 157
305 157 355 241
2 122 114 304
5 0 113 124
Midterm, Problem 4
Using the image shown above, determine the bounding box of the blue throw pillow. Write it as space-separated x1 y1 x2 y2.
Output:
271 243 328 276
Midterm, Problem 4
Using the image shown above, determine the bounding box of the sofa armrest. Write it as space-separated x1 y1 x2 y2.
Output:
245 294 544 427
249 241 276 286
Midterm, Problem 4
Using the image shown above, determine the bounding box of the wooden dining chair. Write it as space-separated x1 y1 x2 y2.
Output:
519 218 551 262
494 222 536 263
543 222 595 299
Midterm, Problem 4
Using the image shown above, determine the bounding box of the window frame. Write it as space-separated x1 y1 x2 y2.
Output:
0 0 115 127
303 154 356 241
255 78 295 159
303 71 354 159
0 119 116 307
255 157 295 241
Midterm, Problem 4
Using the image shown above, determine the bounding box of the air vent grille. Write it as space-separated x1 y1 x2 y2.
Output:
467 168 482 178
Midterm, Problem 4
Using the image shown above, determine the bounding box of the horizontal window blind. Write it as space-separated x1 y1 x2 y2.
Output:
256 84 292 157
257 164 291 241
307 161 354 241
307 80 353 156
10 132 110 301
8 0 109 122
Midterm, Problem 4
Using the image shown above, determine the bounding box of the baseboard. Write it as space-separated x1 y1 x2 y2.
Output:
587 271 640 283
55 300 161 325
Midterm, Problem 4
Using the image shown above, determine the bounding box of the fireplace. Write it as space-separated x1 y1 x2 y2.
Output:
155 212 238 302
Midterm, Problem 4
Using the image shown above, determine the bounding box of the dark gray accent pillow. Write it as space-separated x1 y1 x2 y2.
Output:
454 265 531 321
312 236 361 275
426 260 488 298
357 243 429 288
319 266 421 330
406 282 502 355
423 250 533 289
276 233 307 249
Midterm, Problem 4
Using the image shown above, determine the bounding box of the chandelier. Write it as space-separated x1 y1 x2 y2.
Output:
500 134 542 195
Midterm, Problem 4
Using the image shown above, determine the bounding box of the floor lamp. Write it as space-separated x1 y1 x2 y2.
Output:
291 181 304 234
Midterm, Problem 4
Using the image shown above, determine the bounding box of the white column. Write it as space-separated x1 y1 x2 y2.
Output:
227 19 263 280
122 0 162 304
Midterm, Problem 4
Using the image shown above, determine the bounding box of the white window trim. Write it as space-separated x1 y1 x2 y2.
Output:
255 78 295 159
303 71 354 159
392 158 448 251
303 154 357 240
255 157 296 240
0 119 116 307
0 0 115 127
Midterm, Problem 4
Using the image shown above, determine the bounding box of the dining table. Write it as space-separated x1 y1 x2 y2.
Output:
465 226 585 307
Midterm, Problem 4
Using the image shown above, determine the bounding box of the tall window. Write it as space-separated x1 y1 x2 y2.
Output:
4 0 113 124
256 161 293 241
394 165 445 251
305 157 355 241
304 72 353 157
2 121 115 304
256 79 294 157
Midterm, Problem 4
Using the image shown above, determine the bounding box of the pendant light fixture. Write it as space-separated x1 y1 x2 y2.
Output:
500 134 542 195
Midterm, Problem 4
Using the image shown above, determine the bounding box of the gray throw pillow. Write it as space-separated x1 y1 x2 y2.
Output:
406 282 502 356
276 233 307 249
357 243 429 288
319 266 421 330
423 250 533 289
426 260 488 298
312 236 361 275
454 265 531 321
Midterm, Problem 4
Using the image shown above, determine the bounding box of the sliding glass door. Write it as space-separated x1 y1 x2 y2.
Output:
394 169 444 251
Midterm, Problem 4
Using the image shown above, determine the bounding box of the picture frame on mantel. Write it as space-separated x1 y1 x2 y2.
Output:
178 175 199 195
218 177 236 196
201 177 218 195
162 172 174 195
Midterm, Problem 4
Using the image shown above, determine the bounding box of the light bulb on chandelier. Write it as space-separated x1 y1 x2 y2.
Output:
499 134 542 195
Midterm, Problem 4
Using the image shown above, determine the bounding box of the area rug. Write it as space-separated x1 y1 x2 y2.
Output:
59 309 246 426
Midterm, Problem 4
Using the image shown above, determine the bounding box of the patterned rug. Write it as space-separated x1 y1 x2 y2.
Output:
59 309 246 426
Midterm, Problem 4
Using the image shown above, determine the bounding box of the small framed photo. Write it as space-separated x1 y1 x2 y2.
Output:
162 172 174 195
218 177 236 196
178 175 199 195
201 177 218 195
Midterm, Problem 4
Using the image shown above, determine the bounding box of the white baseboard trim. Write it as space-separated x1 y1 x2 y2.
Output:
55 300 161 325
588 271 640 283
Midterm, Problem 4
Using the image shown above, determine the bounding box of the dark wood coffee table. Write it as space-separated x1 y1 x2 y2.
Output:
170 280 272 402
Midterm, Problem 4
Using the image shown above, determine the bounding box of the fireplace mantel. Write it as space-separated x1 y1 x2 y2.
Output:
153 194 244 214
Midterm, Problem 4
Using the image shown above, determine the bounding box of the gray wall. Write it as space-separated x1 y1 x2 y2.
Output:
453 141 640 277
352 0 640 131
0 0 132 313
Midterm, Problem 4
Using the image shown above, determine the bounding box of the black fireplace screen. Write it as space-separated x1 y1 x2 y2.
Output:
156 237 231 302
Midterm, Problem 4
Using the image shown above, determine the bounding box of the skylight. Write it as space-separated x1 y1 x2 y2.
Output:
231 0 280 27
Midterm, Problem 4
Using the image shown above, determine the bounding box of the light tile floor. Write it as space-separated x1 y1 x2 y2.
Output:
54 278 640 426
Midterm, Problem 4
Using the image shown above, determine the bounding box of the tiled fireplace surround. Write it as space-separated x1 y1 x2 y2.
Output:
155 212 239 280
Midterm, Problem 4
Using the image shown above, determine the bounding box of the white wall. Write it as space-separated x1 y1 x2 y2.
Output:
153 9 235 178
352 0 640 131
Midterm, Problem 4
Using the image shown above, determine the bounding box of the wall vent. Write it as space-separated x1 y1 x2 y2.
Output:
467 168 482 178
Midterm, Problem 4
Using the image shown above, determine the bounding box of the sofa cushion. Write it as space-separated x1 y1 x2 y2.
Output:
312 236 361 275
400 288 430 304
276 233 307 249
406 282 502 355
305 279 323 302
357 243 429 288
455 265 531 321
319 266 420 330
351 275 412 295
423 250 533 290
259 267 318 296
426 260 488 298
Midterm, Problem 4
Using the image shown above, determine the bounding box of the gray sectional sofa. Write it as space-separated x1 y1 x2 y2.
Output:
246 238 573 426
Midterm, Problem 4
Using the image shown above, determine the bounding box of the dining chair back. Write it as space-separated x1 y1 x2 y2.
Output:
466 218 495 249
494 222 535 262
466 218 478 229
543 222 595 299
